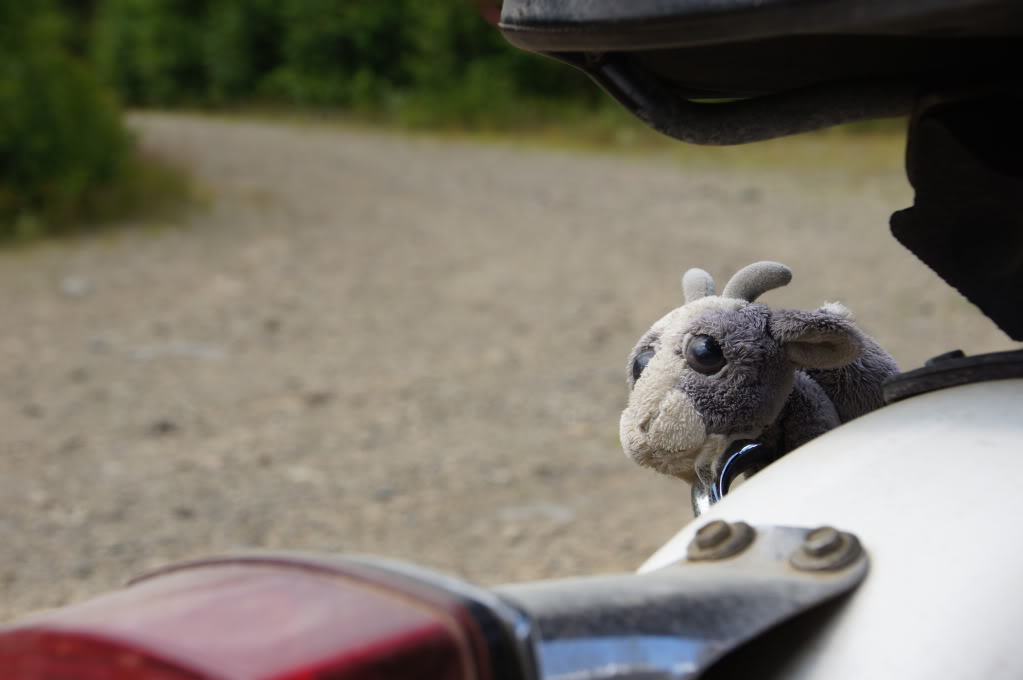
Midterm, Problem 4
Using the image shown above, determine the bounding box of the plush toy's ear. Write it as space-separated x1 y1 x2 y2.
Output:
682 268 715 303
770 308 864 369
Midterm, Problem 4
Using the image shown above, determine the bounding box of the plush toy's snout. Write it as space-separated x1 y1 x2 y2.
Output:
620 361 711 482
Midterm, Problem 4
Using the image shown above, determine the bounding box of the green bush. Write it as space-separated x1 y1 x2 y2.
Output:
85 0 604 122
92 0 207 106
0 2 131 238
202 0 282 104
264 0 417 109
400 1 604 128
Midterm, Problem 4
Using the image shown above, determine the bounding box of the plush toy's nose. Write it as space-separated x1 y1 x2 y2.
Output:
620 354 710 480
620 386 709 481
628 388 706 450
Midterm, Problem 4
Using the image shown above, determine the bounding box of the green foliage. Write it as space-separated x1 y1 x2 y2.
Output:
0 1 132 238
265 0 417 109
202 0 281 103
398 2 603 129
93 0 207 106
86 0 604 122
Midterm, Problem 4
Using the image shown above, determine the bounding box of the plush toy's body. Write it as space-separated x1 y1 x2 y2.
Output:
620 261 898 483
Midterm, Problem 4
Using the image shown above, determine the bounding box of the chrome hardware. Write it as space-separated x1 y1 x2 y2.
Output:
690 440 776 517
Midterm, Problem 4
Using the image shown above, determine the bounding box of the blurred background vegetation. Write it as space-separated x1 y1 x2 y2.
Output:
2 0 900 241
2 0 619 241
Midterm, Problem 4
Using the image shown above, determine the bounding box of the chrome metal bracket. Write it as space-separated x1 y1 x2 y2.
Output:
496 523 868 680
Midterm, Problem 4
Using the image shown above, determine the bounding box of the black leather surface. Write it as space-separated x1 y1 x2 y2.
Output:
501 0 1023 51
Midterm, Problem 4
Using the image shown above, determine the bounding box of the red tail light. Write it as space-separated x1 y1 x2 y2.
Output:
0 554 530 680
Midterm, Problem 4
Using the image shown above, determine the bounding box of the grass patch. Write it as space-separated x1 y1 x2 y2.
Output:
428 102 908 174
209 98 907 178
1 148 199 246
190 95 906 167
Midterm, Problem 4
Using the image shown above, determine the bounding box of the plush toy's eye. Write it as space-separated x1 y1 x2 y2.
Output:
686 335 726 375
632 349 655 381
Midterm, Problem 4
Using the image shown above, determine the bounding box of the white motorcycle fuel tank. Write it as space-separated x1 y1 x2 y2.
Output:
641 375 1023 678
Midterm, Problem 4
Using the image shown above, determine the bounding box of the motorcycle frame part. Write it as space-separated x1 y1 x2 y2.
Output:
553 53 915 146
641 378 1023 679
891 84 1023 340
496 524 868 680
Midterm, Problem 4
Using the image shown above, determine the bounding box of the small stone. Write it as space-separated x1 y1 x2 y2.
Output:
502 525 526 544
173 506 196 520
59 436 84 454
88 337 112 354
149 419 180 437
61 276 91 297
738 186 762 203
486 469 512 486
374 487 394 503
264 318 282 334
532 463 556 478
304 391 335 407
28 489 52 508
589 327 610 348
22 403 44 419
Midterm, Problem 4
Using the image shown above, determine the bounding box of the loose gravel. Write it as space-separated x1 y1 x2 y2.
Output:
0 114 1013 621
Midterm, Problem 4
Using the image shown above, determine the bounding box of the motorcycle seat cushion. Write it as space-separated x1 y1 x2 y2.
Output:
500 0 1023 98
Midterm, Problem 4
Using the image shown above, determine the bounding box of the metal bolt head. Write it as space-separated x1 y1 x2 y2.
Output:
791 526 863 572
687 520 755 561
803 527 842 557
694 520 732 550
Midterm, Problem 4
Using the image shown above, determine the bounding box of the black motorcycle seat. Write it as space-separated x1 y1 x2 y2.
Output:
500 0 1023 53
502 0 1023 98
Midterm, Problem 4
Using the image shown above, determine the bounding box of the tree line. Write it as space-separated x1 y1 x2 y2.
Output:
2 0 603 237
75 0 602 122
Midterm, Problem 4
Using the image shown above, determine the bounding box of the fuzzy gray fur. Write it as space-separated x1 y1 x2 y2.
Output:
682 268 715 303
621 262 898 483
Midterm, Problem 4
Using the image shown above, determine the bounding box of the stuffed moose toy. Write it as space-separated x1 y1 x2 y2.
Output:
620 261 898 483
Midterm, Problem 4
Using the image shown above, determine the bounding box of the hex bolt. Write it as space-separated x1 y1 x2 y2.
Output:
790 526 863 572
687 520 755 561
803 527 842 557
695 520 732 550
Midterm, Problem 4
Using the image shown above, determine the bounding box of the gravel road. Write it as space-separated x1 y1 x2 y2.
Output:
1 114 1013 621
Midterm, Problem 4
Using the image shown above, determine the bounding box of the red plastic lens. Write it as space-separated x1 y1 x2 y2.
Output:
0 558 491 680
0 631 204 680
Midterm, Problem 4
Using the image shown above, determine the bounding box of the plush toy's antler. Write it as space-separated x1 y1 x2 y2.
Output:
682 268 715 302
721 261 792 302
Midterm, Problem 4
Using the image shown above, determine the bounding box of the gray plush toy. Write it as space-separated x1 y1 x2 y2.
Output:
620 261 898 483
